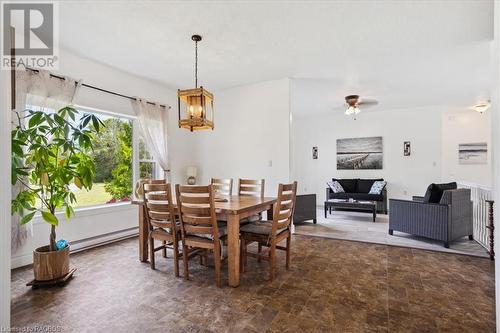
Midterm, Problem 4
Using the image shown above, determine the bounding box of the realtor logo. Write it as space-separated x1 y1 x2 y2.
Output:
1 1 59 69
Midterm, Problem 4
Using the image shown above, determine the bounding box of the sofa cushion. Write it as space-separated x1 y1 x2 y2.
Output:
330 192 383 201
333 178 358 193
369 180 387 194
357 179 383 193
423 182 457 203
327 180 345 193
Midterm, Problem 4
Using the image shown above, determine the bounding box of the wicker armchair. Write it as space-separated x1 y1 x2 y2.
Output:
389 189 473 248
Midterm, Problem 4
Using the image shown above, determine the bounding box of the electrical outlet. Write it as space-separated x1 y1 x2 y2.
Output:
268 160 273 167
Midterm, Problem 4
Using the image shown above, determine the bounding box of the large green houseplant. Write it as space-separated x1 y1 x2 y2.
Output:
11 106 103 281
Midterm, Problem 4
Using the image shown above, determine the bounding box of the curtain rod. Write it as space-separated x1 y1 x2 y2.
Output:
25 67 170 109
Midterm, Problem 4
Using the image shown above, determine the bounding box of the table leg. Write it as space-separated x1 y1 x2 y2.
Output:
139 205 148 262
373 209 376 223
227 214 241 287
324 205 327 218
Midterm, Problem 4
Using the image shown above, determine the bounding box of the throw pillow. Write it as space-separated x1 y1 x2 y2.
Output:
368 181 387 194
327 181 345 193
423 182 457 203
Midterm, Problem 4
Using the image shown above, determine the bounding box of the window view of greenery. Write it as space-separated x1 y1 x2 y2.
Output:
85 113 133 206
30 108 157 209
139 136 156 179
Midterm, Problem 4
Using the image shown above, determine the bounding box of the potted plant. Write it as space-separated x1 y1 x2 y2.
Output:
11 106 103 282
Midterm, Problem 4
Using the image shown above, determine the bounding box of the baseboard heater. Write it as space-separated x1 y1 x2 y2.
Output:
12 227 139 269
69 227 139 254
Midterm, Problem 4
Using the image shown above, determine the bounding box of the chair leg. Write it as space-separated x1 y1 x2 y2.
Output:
214 243 222 288
149 236 155 270
269 242 276 282
162 240 167 258
182 244 189 280
443 241 450 248
257 243 262 263
173 240 180 277
469 235 473 241
286 235 291 270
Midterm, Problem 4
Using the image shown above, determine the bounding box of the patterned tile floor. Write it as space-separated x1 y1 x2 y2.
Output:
295 209 489 258
11 235 495 332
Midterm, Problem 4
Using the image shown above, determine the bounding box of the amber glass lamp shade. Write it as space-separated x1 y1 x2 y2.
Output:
178 86 214 131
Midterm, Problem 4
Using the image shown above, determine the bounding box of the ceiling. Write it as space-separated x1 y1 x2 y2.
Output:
54 1 493 112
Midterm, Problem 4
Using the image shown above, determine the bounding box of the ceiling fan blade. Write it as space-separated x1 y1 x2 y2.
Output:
358 99 379 107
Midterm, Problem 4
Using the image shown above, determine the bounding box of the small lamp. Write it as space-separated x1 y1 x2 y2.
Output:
186 166 197 185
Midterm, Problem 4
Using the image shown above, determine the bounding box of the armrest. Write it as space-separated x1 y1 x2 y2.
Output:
412 196 424 202
326 187 332 201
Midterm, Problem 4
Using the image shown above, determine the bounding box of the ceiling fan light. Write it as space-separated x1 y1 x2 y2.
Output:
471 102 490 114
345 106 360 115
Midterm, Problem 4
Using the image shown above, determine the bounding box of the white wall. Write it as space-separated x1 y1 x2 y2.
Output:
188 78 291 196
441 110 492 187
291 106 444 203
492 1 500 331
1 50 12 329
11 48 194 268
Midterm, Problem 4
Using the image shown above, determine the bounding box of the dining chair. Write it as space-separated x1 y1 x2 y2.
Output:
238 178 265 223
143 182 180 276
238 178 265 197
175 184 227 287
145 179 170 258
211 178 233 196
240 181 298 281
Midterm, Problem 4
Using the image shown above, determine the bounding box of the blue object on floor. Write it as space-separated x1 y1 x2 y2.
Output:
56 239 68 250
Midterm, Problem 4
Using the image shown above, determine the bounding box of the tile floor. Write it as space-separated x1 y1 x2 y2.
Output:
11 235 495 332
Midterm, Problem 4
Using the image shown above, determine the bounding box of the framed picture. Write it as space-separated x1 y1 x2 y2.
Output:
404 141 411 156
336 136 383 170
459 143 487 164
312 146 318 159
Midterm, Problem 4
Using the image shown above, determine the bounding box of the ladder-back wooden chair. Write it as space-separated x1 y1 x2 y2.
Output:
238 178 265 197
240 181 298 281
175 184 227 287
211 178 233 196
238 178 265 223
143 182 180 276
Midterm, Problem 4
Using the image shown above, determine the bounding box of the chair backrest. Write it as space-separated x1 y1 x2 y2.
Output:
143 183 177 231
272 182 298 235
238 178 265 197
175 184 220 242
149 179 168 184
211 178 233 196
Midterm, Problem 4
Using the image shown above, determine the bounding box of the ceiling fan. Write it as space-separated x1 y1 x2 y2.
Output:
343 95 379 117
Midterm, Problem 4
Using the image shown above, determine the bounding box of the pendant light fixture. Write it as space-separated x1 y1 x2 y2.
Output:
178 35 214 131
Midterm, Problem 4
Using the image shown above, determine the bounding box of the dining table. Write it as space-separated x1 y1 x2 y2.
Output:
132 195 277 287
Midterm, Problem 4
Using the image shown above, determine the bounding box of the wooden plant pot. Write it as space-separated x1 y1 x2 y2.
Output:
33 245 70 281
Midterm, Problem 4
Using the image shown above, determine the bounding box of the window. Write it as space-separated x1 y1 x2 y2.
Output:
27 106 156 209
85 111 133 206
138 135 157 179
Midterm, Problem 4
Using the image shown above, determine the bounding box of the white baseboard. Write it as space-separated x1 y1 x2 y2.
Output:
11 227 138 269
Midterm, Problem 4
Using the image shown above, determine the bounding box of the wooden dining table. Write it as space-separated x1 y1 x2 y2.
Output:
132 195 277 287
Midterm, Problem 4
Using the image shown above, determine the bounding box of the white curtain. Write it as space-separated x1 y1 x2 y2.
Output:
132 98 170 180
12 69 81 251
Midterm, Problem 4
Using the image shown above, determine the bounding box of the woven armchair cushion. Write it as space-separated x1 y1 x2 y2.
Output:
240 220 287 236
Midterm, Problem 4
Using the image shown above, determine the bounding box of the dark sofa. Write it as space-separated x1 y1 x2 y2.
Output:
326 178 387 214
